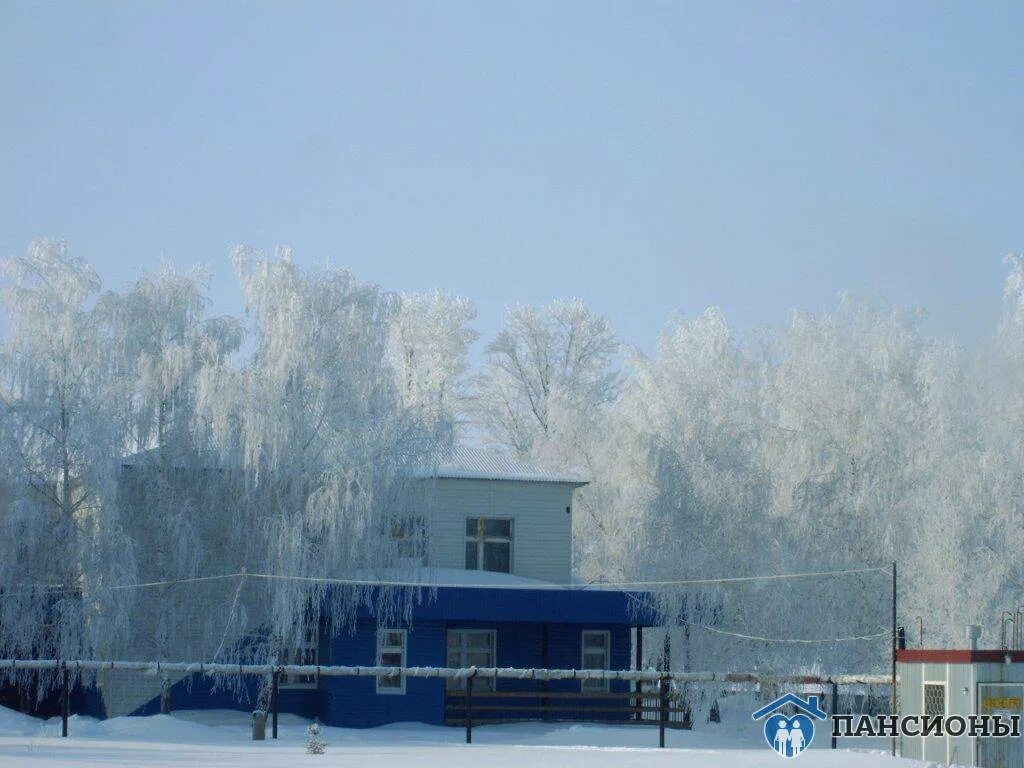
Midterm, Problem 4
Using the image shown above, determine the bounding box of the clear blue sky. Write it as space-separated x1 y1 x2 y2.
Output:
1 1 1021 351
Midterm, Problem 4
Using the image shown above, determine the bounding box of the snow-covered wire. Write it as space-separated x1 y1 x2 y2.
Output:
109 573 246 591
240 565 888 591
4 573 247 593
210 571 247 662
582 566 890 587
12 564 889 593
0 658 894 686
677 619 891 644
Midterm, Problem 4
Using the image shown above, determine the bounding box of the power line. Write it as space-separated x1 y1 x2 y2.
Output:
245 565 890 590
4 564 889 593
107 573 245 591
583 566 889 588
677 618 891 644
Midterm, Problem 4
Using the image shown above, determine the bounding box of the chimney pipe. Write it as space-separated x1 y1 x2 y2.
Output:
967 624 982 650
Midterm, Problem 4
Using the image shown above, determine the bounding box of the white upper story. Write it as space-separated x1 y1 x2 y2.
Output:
115 445 587 586
423 446 586 585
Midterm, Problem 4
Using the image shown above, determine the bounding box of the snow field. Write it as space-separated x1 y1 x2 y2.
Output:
0 705 935 768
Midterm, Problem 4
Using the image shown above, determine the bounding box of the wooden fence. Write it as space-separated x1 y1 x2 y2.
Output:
446 679 685 747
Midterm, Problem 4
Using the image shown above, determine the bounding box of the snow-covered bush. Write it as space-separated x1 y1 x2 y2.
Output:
306 721 327 754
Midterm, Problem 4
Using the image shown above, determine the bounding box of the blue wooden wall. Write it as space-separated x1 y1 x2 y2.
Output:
322 618 633 727
79 585 655 727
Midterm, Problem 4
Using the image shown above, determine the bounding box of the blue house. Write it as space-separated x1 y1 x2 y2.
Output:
100 447 659 727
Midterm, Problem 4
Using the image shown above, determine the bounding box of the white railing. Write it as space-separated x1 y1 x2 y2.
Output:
0 658 894 745
0 658 892 684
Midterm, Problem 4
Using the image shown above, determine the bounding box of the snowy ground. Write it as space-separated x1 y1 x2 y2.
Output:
0 705 935 767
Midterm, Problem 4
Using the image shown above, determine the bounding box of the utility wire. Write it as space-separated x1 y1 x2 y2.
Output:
241 566 889 590
210 570 247 662
677 618 891 644
583 566 889 588
8 565 889 593
108 573 245 591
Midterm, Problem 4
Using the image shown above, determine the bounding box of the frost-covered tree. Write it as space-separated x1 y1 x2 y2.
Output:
589 308 778 671
0 240 125 666
5 234 1024 691
972 254 1024 624
93 266 244 665
756 298 940 669
387 290 477 430
473 299 619 462
196 247 452 662
0 241 455 703
573 276 1024 674
97 264 243 460
473 299 620 575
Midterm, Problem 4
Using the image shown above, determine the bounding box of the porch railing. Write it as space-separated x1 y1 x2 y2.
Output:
445 682 687 746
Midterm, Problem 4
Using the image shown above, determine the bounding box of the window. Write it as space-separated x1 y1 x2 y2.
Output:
376 629 407 694
446 629 496 691
581 630 611 692
388 517 428 563
465 518 512 573
279 626 318 689
924 683 946 717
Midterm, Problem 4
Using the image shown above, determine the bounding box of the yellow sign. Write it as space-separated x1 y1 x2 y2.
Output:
982 697 1022 711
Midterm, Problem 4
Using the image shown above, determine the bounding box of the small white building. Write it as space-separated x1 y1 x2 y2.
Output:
897 626 1024 767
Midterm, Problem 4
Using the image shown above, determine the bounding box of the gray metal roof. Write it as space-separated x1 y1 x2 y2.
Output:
433 445 588 485
122 444 588 485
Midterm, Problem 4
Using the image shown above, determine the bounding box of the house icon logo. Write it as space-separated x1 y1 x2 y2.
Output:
752 694 828 758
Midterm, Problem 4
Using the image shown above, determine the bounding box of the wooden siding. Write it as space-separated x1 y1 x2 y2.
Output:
322 618 632 727
430 478 574 584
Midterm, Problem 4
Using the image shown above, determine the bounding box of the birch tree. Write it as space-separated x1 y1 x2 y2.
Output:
387 290 477 430
0 240 124 664
93 266 244 664
473 299 619 462
197 247 452 662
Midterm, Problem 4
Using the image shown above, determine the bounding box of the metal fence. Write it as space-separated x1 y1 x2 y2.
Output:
0 659 892 747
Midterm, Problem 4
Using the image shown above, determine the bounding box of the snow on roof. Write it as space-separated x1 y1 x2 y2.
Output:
337 567 631 592
432 445 587 485
120 445 588 485
344 566 569 590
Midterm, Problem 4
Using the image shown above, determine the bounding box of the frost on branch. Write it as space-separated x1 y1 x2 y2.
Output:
0 242 457 700
4 237 1024 691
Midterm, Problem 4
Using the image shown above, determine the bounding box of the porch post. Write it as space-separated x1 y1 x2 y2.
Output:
61 663 69 738
272 669 279 739
541 623 550 721
465 674 474 744
634 627 643 722
658 676 668 748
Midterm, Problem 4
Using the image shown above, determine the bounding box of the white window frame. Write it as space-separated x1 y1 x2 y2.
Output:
279 626 318 690
464 517 514 573
581 630 611 692
446 628 497 691
388 517 429 563
376 628 407 695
